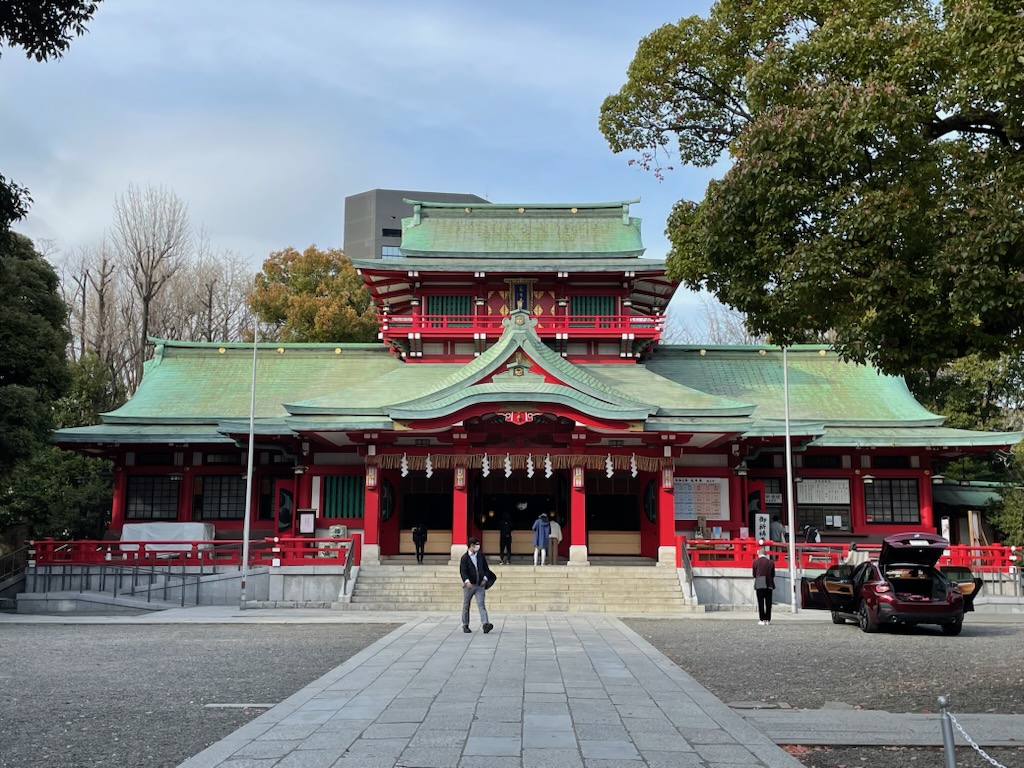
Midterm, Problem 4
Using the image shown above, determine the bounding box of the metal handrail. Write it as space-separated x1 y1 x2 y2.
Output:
0 546 28 582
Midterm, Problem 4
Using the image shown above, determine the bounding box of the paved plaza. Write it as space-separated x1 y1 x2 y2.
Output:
177 614 802 768
4 607 1023 767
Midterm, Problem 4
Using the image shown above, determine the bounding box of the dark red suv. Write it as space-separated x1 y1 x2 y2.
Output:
801 532 982 635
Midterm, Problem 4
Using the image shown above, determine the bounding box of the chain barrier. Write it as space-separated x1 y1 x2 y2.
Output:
938 695 1008 768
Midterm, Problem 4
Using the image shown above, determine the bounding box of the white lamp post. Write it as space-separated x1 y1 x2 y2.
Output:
239 321 258 610
783 346 799 613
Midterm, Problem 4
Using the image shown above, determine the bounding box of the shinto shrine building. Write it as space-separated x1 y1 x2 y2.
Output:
53 199 1021 562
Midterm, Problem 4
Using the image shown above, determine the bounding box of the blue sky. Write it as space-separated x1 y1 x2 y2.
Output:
2 1 720 317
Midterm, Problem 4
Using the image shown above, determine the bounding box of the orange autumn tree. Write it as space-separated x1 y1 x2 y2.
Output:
249 245 378 343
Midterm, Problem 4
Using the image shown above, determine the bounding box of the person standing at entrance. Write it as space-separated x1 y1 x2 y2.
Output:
769 515 786 545
412 522 428 564
752 548 776 625
532 513 550 566
460 537 493 633
547 514 562 565
498 513 513 565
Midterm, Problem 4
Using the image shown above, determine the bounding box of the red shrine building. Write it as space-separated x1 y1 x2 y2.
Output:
54 199 1021 563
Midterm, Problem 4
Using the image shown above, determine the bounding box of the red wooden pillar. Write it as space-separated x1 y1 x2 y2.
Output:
362 467 380 562
658 466 675 564
111 466 127 533
728 474 743 534
452 483 468 562
920 476 934 530
568 465 588 565
851 471 867 530
178 470 194 522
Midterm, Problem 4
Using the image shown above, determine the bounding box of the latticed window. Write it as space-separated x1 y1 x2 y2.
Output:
865 479 920 524
192 475 246 520
323 475 365 518
426 295 472 326
570 296 616 327
125 476 179 520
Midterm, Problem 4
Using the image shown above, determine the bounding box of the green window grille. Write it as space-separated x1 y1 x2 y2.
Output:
426 295 472 327
323 475 365 519
570 295 617 327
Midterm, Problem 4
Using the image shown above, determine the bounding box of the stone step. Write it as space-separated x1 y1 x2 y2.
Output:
350 562 691 613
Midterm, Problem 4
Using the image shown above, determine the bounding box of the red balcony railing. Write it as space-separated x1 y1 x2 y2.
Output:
29 535 361 568
676 536 1020 573
378 313 664 338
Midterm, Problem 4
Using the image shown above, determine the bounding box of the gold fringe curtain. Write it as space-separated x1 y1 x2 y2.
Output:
370 453 669 472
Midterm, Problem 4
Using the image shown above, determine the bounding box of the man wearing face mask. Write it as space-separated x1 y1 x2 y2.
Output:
460 537 493 634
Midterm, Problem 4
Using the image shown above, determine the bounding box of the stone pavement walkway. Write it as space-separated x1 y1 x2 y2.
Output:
177 614 804 768
740 707 1024 747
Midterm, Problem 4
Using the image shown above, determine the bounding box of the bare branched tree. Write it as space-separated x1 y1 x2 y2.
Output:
110 184 193 385
662 295 765 345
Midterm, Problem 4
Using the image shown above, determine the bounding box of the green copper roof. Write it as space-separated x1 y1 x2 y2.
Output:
399 200 645 258
51 334 1021 452
647 345 945 426
350 256 669 273
809 426 1021 448
104 339 400 423
933 483 1004 507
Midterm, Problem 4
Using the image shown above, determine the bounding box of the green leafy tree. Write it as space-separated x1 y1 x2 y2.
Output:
601 0 1024 375
249 245 378 343
1 355 117 541
0 234 71 467
1 1 102 232
1 448 112 539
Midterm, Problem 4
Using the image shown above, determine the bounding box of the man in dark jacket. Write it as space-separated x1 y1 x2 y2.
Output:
752 548 776 625
459 537 493 634
412 523 428 564
498 513 513 565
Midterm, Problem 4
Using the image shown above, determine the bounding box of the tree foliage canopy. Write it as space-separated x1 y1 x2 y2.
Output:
601 0 1024 375
250 245 378 343
0 234 71 467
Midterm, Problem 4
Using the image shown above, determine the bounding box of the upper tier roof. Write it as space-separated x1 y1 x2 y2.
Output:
398 200 645 258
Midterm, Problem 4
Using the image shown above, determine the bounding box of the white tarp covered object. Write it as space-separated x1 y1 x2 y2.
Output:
119 522 216 552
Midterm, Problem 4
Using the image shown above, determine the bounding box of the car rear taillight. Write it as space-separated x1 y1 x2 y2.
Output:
875 583 891 593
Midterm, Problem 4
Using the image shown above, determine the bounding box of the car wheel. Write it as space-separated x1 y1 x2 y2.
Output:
941 621 963 636
858 601 878 633
831 611 845 625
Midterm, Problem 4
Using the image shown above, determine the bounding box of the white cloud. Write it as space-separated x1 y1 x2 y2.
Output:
3 0 717 270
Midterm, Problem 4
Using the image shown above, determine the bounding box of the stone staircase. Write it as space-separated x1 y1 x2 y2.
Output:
346 561 701 613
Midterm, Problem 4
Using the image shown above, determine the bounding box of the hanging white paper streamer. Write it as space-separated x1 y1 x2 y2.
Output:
400 453 409 477
425 454 433 478
481 454 490 478
605 453 614 478
544 453 553 479
630 453 638 478
526 454 535 478
504 453 512 478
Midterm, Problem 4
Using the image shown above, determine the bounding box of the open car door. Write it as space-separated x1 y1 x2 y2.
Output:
800 564 855 610
816 564 858 612
800 576 829 610
940 565 983 612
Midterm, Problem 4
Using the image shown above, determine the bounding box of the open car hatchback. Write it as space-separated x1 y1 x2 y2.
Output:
800 532 982 635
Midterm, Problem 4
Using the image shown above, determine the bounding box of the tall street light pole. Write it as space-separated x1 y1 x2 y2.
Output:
783 346 799 613
239 321 258 610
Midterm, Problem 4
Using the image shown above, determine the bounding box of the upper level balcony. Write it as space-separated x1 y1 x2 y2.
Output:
377 312 664 343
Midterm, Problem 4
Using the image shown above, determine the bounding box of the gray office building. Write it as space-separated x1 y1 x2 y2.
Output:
344 189 490 261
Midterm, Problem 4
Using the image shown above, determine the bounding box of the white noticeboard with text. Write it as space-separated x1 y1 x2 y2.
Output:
754 513 770 542
796 478 851 505
674 477 730 521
